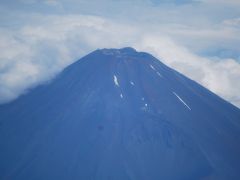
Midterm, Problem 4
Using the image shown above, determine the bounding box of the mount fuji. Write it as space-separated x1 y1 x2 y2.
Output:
0 47 240 180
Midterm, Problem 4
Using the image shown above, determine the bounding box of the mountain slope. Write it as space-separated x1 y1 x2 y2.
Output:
0 47 240 180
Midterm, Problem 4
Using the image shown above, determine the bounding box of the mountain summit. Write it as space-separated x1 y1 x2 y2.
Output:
1 47 240 180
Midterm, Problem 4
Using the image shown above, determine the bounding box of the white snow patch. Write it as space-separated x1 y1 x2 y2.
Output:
120 93 123 98
157 72 162 77
150 64 156 70
130 81 135 86
150 65 163 78
173 92 191 110
113 75 119 87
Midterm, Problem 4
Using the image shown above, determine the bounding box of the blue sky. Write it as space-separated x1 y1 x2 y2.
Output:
0 0 240 107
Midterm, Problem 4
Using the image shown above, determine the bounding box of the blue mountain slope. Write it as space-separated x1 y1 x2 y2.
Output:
0 47 240 180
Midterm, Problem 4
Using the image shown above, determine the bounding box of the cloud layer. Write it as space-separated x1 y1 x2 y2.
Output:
0 0 240 107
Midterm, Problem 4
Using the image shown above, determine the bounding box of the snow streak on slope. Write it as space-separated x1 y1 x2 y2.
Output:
173 92 191 110
150 64 156 70
120 93 123 98
113 75 119 87
157 72 162 77
149 64 163 78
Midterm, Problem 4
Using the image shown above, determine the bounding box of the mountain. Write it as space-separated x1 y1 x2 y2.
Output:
0 47 240 180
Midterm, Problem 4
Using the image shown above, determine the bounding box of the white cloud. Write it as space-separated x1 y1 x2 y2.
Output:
223 18 240 27
44 0 59 6
199 0 240 5
0 13 240 108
